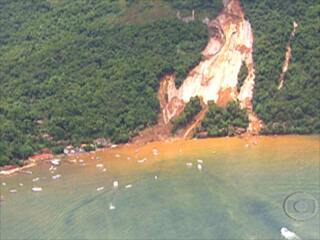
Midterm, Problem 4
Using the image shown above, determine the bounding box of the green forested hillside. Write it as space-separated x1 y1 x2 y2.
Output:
0 0 222 165
242 0 320 134
0 0 319 166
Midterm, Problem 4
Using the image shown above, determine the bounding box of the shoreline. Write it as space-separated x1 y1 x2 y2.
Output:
0 162 37 176
0 134 317 177
0 154 65 177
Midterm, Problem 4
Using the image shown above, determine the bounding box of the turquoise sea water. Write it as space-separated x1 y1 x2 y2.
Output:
1 136 319 239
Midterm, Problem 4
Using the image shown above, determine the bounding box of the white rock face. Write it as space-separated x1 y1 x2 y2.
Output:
162 0 256 122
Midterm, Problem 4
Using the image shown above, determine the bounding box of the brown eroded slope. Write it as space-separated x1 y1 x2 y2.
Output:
278 21 299 90
133 0 263 143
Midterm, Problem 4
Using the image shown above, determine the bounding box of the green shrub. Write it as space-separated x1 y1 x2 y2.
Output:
83 145 96 152
51 145 64 155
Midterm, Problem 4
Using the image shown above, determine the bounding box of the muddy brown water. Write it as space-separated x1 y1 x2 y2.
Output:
1 136 319 239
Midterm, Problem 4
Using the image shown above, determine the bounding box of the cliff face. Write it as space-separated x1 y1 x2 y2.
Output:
162 0 258 123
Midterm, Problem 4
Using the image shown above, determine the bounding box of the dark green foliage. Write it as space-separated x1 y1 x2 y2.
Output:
171 96 202 133
242 0 320 134
199 101 249 137
51 145 64 155
0 1 211 166
0 0 318 166
83 145 96 152
237 63 248 92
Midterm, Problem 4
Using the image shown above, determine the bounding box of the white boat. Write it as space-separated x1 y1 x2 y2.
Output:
19 183 23 187
113 181 119 189
280 227 301 240
32 187 43 192
50 159 61 166
32 177 40 182
137 158 146 164
152 149 159 156
96 164 104 168
154 176 158 180
9 189 17 193
197 164 202 171
52 174 61 180
1 182 6 186
186 162 193 168
110 144 118 148
197 159 203 164
125 184 132 189
109 203 116 210
102 168 107 172
96 187 104 191
115 154 120 158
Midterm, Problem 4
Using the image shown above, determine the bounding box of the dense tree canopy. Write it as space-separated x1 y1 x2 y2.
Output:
0 0 216 165
198 101 249 137
242 0 320 134
0 0 319 165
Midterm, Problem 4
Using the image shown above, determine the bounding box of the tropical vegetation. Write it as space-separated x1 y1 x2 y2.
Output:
198 101 249 137
0 0 319 165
